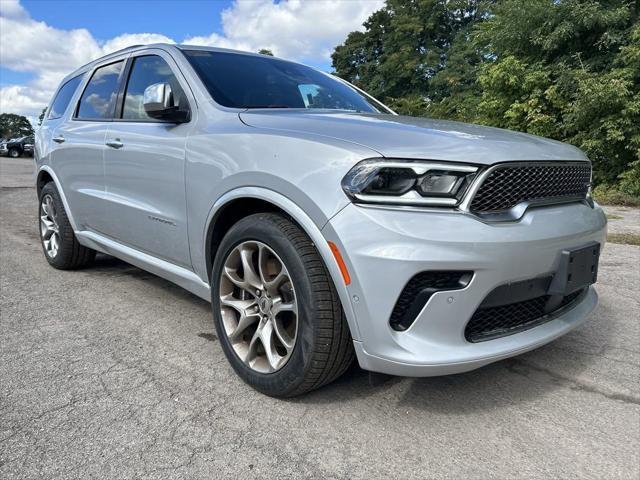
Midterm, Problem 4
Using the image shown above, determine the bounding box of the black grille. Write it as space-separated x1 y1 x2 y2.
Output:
390 271 473 331
470 162 591 213
465 289 586 342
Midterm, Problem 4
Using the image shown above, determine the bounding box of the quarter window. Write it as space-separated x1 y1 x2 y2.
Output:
76 61 124 120
48 75 83 120
122 55 187 120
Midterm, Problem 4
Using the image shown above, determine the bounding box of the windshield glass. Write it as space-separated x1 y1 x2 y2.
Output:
182 50 390 113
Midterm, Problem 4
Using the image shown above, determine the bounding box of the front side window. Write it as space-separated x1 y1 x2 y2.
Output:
122 55 187 120
182 50 391 113
48 75 83 120
76 61 124 120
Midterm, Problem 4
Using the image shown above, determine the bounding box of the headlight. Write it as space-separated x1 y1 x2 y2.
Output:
341 159 479 207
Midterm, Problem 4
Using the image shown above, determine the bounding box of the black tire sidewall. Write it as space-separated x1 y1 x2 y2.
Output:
9 149 20 158
39 182 77 268
211 215 322 396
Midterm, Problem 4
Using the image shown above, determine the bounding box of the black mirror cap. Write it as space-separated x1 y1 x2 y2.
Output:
144 105 191 123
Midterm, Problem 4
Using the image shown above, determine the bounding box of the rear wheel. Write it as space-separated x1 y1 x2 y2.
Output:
39 182 95 269
211 213 354 397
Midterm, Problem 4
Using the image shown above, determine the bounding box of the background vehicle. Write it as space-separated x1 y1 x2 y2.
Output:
35 44 606 397
1 136 34 157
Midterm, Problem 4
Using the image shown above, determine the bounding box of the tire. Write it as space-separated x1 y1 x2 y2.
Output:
39 182 95 269
211 213 354 397
9 148 20 158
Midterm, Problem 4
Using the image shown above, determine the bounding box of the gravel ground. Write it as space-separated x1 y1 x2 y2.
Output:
605 205 640 236
1 157 639 479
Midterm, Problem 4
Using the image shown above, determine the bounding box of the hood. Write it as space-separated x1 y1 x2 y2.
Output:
239 111 587 164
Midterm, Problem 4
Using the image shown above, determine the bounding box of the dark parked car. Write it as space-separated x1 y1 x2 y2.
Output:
1 136 34 157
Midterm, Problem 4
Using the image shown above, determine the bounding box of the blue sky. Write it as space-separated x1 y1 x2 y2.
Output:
22 1 231 44
1 0 232 88
0 0 384 119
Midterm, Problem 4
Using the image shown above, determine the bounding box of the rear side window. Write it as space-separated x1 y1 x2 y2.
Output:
48 75 83 120
122 55 187 120
76 61 124 120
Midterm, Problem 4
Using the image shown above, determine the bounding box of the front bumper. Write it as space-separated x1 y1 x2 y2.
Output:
323 201 607 376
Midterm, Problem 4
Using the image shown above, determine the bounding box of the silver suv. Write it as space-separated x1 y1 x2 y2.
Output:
36 44 606 396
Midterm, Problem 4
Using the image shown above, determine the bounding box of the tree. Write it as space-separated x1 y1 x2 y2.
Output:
331 0 639 191
0 113 34 140
38 107 47 126
474 0 639 185
332 1 493 108
258 49 274 56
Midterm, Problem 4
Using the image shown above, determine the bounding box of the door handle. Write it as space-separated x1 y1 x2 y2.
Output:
105 139 123 149
52 135 65 144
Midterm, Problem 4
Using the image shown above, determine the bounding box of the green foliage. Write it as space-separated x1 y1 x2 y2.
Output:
331 0 640 189
0 113 34 139
593 184 640 206
474 0 639 185
618 159 640 197
258 49 274 56
38 108 47 126
332 1 492 102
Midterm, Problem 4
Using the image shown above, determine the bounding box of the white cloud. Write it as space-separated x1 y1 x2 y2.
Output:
0 0 383 118
185 0 384 62
101 33 175 55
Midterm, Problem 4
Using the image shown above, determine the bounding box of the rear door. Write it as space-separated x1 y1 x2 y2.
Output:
53 60 126 232
102 50 194 268
38 74 83 191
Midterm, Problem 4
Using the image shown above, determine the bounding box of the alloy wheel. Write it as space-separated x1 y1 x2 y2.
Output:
40 194 60 258
219 241 298 373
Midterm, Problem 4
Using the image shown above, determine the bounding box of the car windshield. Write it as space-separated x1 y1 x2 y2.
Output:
182 50 391 113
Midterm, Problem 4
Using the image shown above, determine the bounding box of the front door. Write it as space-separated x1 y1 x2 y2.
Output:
102 52 194 268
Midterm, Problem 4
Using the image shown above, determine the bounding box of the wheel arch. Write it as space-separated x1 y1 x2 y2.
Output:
203 187 361 340
36 166 79 231
36 169 53 197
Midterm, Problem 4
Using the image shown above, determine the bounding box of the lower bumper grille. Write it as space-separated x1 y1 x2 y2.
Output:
465 288 586 343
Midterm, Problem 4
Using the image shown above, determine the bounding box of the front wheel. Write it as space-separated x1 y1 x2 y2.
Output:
211 213 354 397
8 148 20 158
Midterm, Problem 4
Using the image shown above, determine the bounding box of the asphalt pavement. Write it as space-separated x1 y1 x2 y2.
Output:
1 156 639 479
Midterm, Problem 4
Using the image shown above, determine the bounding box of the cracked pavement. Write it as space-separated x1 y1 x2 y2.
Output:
1 157 639 479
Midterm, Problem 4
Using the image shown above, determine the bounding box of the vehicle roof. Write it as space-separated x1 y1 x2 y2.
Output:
63 43 287 83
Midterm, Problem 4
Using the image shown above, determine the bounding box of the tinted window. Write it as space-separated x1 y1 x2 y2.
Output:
183 50 389 113
48 75 83 120
122 55 187 120
76 61 124 120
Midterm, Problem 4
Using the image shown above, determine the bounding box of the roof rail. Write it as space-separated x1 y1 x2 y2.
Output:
106 44 144 56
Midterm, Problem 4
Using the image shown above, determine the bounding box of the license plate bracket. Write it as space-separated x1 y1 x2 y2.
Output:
548 242 600 296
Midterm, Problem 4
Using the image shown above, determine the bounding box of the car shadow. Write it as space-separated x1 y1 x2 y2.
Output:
82 253 607 412
87 253 211 308
292 324 607 413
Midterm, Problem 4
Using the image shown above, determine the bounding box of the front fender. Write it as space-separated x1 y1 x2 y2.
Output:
202 186 360 340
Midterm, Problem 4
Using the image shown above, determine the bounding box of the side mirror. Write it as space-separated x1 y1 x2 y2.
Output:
143 83 189 122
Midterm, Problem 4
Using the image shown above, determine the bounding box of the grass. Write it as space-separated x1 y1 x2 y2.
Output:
592 185 640 207
607 233 640 246
606 214 623 220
